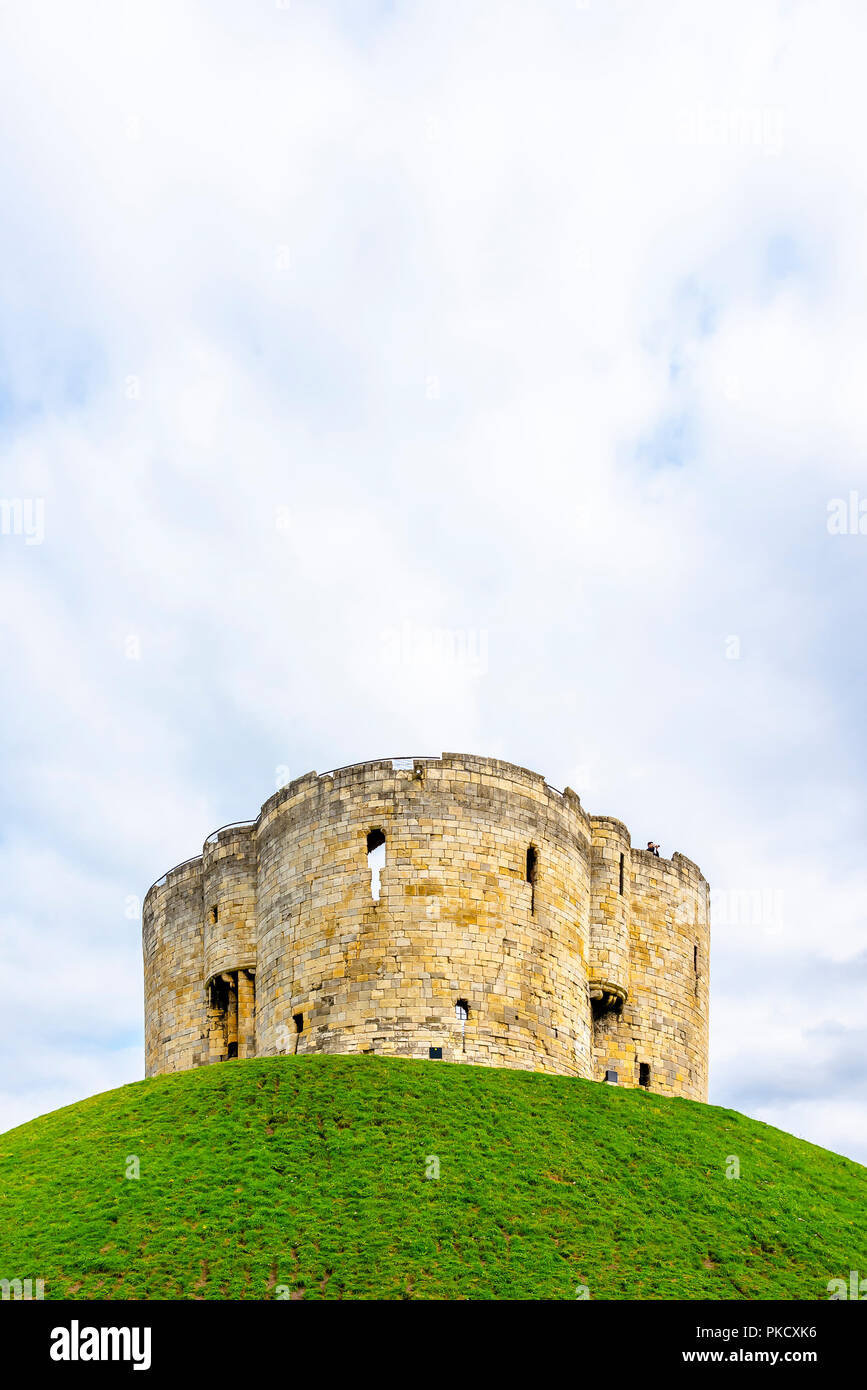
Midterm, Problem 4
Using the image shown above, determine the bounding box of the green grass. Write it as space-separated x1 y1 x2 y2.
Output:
0 1055 864 1300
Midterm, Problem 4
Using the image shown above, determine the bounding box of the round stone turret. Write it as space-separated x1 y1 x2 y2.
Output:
142 753 710 1099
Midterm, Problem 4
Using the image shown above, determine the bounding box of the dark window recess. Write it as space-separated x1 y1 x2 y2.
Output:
619 853 624 894
639 1062 651 1088
694 943 699 971
526 845 538 912
209 904 218 924
429 1046 443 1060
367 828 386 902
209 974 235 1062
293 1012 303 1055
226 1041 238 1059
591 993 623 1021
605 1069 618 1084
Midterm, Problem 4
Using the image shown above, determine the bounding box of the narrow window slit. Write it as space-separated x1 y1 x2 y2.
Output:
367 828 386 902
526 845 538 913
293 1012 303 1054
619 853 624 894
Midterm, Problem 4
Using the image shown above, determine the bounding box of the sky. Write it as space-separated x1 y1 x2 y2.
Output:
1 0 866 1163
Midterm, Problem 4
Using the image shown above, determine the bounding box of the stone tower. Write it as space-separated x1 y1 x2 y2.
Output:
142 754 710 1099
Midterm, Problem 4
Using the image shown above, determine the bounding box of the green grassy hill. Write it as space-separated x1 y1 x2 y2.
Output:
1 1055 864 1300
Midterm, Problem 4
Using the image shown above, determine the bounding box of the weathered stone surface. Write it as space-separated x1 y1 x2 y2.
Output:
142 753 709 1099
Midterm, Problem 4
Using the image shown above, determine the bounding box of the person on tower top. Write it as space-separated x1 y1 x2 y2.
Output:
646 841 661 857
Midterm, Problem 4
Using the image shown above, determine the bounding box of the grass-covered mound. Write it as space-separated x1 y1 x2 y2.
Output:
0 1055 864 1300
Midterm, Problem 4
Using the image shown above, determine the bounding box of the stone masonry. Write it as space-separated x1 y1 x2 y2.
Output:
142 754 710 1100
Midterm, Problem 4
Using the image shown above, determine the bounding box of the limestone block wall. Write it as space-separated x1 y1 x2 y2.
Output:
142 753 710 1100
142 859 206 1076
253 756 592 1074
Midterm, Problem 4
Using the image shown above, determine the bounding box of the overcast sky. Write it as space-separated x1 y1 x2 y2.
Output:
1 0 866 1163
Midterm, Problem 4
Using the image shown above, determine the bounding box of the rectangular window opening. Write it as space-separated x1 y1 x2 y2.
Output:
456 998 469 1054
639 1062 651 1088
